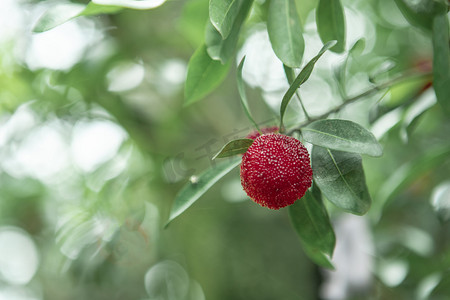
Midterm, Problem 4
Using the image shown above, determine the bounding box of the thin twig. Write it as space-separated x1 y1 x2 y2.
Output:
286 71 432 135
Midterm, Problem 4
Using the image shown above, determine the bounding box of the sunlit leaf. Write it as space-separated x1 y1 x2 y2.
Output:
205 0 252 63
289 190 336 257
33 2 124 33
209 0 240 39
302 119 383 157
165 156 241 226
185 45 231 105
92 0 166 10
316 0 346 53
312 146 371 215
279 41 336 130
213 138 253 159
432 12 450 114
267 0 304 68
32 3 86 33
237 56 260 131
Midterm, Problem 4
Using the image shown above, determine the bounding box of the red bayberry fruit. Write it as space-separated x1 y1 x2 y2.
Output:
246 126 279 140
240 133 313 209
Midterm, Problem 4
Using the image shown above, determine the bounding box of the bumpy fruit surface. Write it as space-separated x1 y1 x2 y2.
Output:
240 133 313 209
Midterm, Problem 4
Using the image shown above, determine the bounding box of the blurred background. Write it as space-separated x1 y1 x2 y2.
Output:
0 0 449 299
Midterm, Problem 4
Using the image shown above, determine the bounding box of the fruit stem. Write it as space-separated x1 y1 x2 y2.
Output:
287 70 433 135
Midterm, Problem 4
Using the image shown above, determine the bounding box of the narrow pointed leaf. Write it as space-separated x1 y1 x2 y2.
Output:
432 12 450 114
205 0 252 63
289 190 336 257
213 139 254 159
316 0 346 53
302 244 335 269
237 56 260 131
32 3 86 33
209 0 240 39
312 146 371 215
279 40 336 129
185 45 231 105
267 0 304 68
166 156 241 226
81 2 123 16
302 119 383 157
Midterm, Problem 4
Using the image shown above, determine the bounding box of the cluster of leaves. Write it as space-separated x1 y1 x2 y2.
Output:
33 0 449 273
165 0 450 269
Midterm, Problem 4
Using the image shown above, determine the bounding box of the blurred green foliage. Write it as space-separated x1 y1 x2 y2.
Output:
0 0 449 299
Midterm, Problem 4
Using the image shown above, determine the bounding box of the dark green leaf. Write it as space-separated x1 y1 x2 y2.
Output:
279 41 336 130
302 119 383 157
289 190 336 256
32 3 86 33
237 57 260 131
302 244 335 269
185 45 231 105
91 0 167 10
316 0 346 53
432 12 450 114
209 0 240 39
393 0 444 30
165 156 241 227
429 271 450 300
213 139 254 159
312 146 371 215
267 0 305 68
205 0 252 63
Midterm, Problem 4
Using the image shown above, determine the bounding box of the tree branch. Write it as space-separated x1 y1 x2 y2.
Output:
287 71 433 135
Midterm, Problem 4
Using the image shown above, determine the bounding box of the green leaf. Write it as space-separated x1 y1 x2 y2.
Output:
312 146 371 215
302 244 335 269
32 3 86 33
165 156 241 227
91 0 167 10
209 0 240 39
429 272 450 300
267 0 305 68
185 45 231 105
237 57 260 131
393 0 444 30
213 138 254 159
279 41 336 130
33 2 124 33
289 190 336 257
302 119 383 157
432 12 450 114
205 0 252 63
316 0 346 53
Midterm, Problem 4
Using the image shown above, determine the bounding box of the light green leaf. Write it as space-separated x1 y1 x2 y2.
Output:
432 12 450 114
316 0 346 53
32 3 86 33
312 146 371 215
349 38 365 56
209 0 240 39
205 0 252 63
185 45 231 105
237 56 260 131
393 0 444 30
289 190 336 257
33 2 124 33
279 41 336 130
213 139 254 159
165 156 241 227
302 119 383 157
267 0 305 68
92 0 166 10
